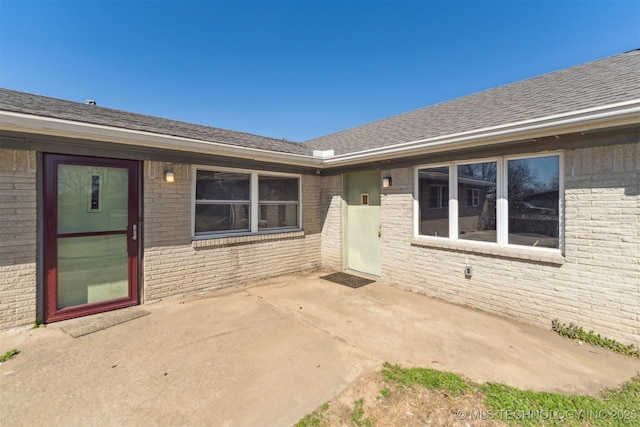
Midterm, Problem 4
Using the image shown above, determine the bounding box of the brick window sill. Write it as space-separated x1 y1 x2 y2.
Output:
410 238 565 265
192 230 305 249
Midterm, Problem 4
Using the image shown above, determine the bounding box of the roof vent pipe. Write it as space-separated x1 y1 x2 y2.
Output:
85 100 96 105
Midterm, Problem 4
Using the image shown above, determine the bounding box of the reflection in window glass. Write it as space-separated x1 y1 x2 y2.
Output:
195 204 250 233
196 171 250 201
467 189 479 207
508 156 559 248
418 166 449 237
259 204 299 229
259 176 299 201
258 176 299 230
195 171 250 234
457 162 497 243
194 170 301 235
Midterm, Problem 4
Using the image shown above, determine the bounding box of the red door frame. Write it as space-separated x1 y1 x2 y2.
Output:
43 153 140 323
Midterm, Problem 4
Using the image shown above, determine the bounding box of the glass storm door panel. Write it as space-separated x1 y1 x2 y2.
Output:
44 154 139 323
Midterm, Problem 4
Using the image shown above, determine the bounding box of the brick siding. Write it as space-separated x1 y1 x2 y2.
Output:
319 175 343 270
0 142 637 347
142 162 322 303
374 142 639 346
0 149 37 329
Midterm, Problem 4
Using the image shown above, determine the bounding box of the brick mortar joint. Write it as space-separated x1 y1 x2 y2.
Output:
410 238 565 265
192 230 306 249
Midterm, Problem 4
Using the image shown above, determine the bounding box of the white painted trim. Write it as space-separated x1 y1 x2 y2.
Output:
322 100 640 166
250 173 259 232
414 151 564 254
2 99 638 169
414 162 451 240
0 111 322 167
191 165 303 238
413 166 420 239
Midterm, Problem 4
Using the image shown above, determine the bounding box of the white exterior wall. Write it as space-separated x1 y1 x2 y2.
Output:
0 149 37 330
373 141 639 347
319 175 343 270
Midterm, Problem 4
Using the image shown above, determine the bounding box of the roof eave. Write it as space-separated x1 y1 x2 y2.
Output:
0 111 322 167
321 100 640 167
2 100 639 169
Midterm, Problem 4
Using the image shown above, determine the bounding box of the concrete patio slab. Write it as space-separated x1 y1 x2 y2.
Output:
1 271 638 426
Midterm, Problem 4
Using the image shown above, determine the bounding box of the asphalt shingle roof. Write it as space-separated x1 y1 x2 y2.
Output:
0 89 313 156
2 50 638 159
304 49 640 155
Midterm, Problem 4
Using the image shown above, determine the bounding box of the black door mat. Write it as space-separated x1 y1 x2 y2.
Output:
320 272 375 288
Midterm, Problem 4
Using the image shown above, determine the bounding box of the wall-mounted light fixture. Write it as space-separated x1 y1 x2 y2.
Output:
164 167 175 183
382 176 392 188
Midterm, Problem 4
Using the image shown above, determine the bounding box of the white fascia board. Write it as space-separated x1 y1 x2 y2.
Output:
3 99 639 170
323 100 640 167
0 111 322 167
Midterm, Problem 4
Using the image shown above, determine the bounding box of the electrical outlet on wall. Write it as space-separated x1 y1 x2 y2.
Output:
464 266 473 277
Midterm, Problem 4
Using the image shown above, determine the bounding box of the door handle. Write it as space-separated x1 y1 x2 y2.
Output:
378 225 381 238
132 224 137 241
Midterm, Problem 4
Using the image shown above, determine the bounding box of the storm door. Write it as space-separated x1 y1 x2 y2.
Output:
43 154 139 323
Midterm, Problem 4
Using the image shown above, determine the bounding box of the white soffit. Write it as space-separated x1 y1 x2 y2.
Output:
0 111 322 167
2 99 639 168
323 99 640 166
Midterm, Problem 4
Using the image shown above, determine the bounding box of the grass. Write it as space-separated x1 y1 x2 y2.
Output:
481 379 640 427
552 319 640 358
297 363 639 426
381 362 640 427
379 387 391 399
295 402 329 427
0 349 20 362
349 398 372 427
381 361 471 394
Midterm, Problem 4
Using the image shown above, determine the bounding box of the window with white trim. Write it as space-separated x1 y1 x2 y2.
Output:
416 154 561 250
194 169 300 236
467 189 479 207
429 185 449 209
258 175 299 230
418 166 450 237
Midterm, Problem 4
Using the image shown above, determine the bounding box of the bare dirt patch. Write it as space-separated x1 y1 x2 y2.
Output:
304 370 509 427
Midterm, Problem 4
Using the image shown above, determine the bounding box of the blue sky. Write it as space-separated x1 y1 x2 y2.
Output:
1 1 638 142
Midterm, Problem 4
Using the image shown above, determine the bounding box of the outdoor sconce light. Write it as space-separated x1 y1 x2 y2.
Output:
164 168 175 183
382 176 392 188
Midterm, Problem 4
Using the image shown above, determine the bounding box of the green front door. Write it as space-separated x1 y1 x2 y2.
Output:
345 172 381 276
43 154 140 323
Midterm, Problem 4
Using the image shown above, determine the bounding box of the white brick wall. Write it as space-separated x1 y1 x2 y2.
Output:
319 175 343 270
373 142 639 347
0 149 37 330
142 162 322 303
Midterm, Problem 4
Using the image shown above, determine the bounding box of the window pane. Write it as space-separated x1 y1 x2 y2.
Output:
58 234 128 308
508 156 559 248
58 165 128 234
418 166 449 237
457 162 497 243
258 204 299 229
195 204 250 233
259 176 299 201
196 171 250 201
